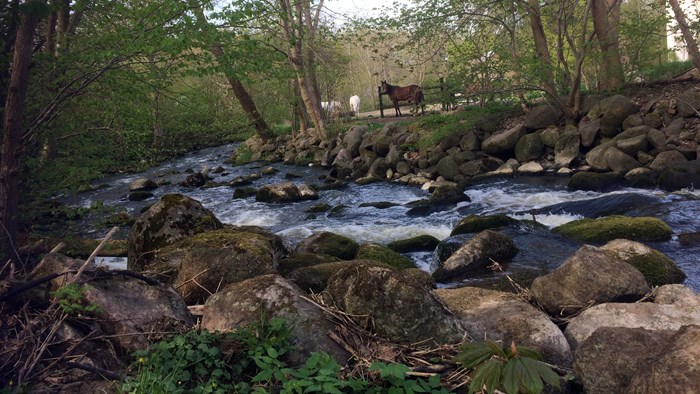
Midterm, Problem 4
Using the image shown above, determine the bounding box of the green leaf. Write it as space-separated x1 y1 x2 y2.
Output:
456 342 497 368
469 359 504 394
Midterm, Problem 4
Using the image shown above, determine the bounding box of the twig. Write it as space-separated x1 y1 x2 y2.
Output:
71 227 119 284
29 242 65 278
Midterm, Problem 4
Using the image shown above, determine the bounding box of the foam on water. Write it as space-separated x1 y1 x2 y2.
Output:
277 223 452 246
509 213 584 228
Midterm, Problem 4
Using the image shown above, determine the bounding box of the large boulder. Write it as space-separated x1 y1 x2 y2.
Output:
450 214 518 236
127 194 223 272
256 182 318 203
82 275 194 355
604 146 641 173
551 215 673 243
626 325 700 393
436 155 462 181
600 95 639 138
676 87 700 117
294 232 359 260
128 177 158 192
649 150 688 172
386 234 440 253
578 117 601 147
432 230 518 282
657 159 700 191
600 239 686 287
202 274 349 365
323 262 465 345
574 327 676 394
554 130 580 168
482 125 528 155
616 133 649 156
155 229 284 304
531 245 650 317
287 260 388 293
514 133 544 162
564 286 700 351
524 104 563 130
436 287 572 366
585 143 612 171
567 171 623 192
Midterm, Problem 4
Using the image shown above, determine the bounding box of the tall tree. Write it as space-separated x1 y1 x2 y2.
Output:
1 0 46 269
190 2 271 141
667 0 700 72
591 0 624 89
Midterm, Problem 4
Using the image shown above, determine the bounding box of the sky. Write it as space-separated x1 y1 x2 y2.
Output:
324 0 409 22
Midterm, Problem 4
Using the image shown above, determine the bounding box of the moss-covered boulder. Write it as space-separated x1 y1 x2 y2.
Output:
323 262 465 345
294 232 359 260
154 228 283 304
287 259 389 293
356 243 416 269
514 132 544 163
278 253 341 275
450 214 518 236
552 215 673 243
386 234 440 253
601 239 686 287
432 230 518 283
255 182 318 203
127 194 223 272
202 274 349 366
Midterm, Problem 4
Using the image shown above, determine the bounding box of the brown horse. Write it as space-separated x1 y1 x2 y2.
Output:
380 80 425 117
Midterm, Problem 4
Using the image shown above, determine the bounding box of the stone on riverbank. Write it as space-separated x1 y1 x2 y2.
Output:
450 214 518 236
255 182 318 203
386 234 440 253
294 232 359 260
566 171 623 191
202 274 349 366
531 245 650 317
323 262 465 345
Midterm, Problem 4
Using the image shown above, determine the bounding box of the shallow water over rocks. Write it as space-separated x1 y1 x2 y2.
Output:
64 143 700 291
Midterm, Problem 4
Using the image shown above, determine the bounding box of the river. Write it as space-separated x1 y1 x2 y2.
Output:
63 143 700 291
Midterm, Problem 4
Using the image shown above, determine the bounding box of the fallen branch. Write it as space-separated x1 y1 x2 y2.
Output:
71 227 119 284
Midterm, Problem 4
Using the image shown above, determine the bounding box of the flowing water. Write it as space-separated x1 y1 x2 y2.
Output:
63 143 700 291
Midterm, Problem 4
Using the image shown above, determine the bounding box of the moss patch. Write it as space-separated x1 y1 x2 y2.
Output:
624 251 686 286
552 215 673 243
278 253 341 276
450 214 518 236
356 243 416 270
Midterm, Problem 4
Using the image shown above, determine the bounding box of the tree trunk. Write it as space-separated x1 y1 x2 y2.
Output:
1 5 41 268
526 0 558 99
591 0 624 90
292 78 309 133
668 0 700 72
190 4 271 141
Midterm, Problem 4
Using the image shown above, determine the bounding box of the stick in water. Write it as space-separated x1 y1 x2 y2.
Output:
71 227 119 284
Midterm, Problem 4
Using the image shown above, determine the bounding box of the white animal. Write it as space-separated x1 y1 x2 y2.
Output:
321 101 341 112
349 95 360 115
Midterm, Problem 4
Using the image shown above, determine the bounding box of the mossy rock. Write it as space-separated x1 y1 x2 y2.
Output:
387 235 440 253
567 172 624 192
450 214 518 236
356 243 416 270
601 239 686 287
305 203 331 213
278 253 341 275
55 238 127 258
552 215 672 244
294 232 359 260
288 260 389 293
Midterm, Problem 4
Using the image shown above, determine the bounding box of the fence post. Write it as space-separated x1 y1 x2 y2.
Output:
440 77 447 111
378 86 384 118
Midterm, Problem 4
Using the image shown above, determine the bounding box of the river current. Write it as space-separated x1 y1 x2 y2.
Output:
64 143 700 291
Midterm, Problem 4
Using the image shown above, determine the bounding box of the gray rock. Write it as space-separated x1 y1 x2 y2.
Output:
604 146 641 173
524 104 563 130
616 134 649 156
531 245 650 317
436 155 462 181
649 150 688 172
601 95 639 138
323 262 465 345
436 287 572 366
657 159 700 191
128 178 158 192
202 274 350 366
482 125 528 155
585 143 613 171
460 130 480 151
554 131 580 167
432 230 517 282
676 87 700 117
579 117 602 147
539 126 561 148
295 232 359 260
514 133 544 162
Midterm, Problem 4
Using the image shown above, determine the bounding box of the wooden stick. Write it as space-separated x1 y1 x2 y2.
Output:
71 227 118 284
28 242 65 278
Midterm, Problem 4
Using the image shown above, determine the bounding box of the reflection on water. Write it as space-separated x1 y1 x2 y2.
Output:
67 144 700 291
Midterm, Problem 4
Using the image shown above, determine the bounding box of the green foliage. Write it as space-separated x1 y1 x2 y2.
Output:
640 60 694 82
121 316 454 393
51 284 102 317
122 329 236 394
455 341 560 394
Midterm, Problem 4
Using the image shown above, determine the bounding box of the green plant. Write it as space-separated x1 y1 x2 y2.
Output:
121 330 237 394
281 352 369 393
51 284 102 316
367 362 450 394
455 341 560 394
234 147 254 165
